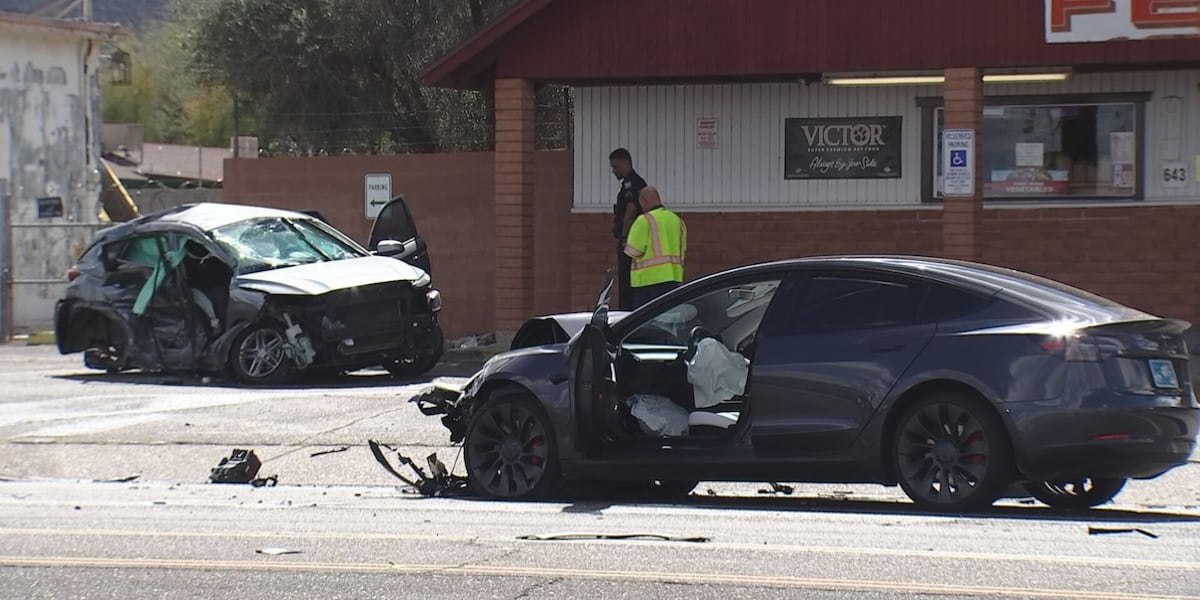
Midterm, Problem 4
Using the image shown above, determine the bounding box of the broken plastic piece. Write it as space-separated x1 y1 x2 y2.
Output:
367 440 469 497
757 482 795 495
686 338 749 408
283 314 316 368
210 449 262 484
1088 527 1159 539
628 395 689 437
250 475 278 488
310 446 351 458
256 547 302 556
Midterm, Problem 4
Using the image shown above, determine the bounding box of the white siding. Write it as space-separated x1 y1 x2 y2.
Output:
574 70 1200 211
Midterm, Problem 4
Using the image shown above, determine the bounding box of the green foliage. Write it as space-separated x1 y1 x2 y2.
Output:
102 0 571 154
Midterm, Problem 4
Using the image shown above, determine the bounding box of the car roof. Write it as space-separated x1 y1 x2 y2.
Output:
715 255 1152 322
151 203 313 232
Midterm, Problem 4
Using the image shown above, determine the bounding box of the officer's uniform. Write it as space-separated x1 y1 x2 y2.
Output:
612 170 647 311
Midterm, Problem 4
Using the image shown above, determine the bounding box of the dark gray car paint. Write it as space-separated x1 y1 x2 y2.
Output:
433 256 1200 486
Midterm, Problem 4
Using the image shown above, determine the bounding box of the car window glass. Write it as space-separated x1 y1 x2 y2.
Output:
370 198 417 249
211 217 362 275
920 284 992 322
788 276 924 333
624 280 782 351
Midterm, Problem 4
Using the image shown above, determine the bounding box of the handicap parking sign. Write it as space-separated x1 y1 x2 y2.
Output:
950 149 968 167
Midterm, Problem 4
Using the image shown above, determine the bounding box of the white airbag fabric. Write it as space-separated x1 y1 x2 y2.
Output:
628 395 690 437
686 338 749 409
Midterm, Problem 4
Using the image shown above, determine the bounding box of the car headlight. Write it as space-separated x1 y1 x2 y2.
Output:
412 272 431 288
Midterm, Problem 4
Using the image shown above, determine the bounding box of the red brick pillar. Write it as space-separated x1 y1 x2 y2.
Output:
942 67 983 261
494 78 536 333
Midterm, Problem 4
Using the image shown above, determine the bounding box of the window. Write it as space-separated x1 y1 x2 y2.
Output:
926 95 1147 201
919 284 992 322
787 276 924 333
625 280 782 351
211 217 365 275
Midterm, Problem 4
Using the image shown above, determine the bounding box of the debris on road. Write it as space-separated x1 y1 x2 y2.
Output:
310 446 351 458
209 449 263 484
256 547 302 556
368 439 469 497
758 482 795 495
94 474 140 483
1087 527 1159 539
517 532 711 543
250 475 278 488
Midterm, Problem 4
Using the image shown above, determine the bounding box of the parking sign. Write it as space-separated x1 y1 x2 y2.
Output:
943 129 975 197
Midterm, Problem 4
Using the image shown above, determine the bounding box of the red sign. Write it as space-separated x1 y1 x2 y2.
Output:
1046 0 1200 42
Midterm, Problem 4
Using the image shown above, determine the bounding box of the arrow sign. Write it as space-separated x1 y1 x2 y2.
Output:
365 174 392 220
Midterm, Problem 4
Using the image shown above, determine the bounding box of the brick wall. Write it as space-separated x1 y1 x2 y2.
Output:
223 151 573 338
982 205 1200 322
573 205 1200 326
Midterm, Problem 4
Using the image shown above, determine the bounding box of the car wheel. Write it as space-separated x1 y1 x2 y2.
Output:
229 325 297 385
892 392 1013 512
1023 478 1126 510
464 395 559 499
384 327 444 379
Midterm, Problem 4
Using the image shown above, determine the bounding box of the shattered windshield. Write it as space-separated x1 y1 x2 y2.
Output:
210 217 366 275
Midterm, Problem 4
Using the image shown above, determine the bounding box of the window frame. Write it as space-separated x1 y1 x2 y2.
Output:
917 92 1152 204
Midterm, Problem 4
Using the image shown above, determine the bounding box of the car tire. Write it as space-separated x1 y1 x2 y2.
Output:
892 392 1014 512
384 327 444 379
229 324 297 386
1023 478 1127 510
464 395 560 499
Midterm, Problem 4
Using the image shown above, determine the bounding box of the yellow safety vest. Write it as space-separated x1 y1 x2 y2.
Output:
624 207 686 287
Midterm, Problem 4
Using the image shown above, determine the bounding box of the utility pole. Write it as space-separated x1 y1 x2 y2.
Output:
233 93 240 158
82 0 92 21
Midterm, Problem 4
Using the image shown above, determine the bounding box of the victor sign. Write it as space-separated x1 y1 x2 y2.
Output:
1046 0 1200 43
784 117 902 180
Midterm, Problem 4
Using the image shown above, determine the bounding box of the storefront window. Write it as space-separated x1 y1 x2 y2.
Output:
933 101 1139 200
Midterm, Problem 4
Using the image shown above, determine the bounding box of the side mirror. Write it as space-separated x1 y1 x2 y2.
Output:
376 239 405 256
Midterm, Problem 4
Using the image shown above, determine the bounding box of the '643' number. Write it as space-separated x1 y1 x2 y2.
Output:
1163 166 1188 183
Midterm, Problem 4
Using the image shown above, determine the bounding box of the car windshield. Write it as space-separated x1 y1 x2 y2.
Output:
210 217 366 274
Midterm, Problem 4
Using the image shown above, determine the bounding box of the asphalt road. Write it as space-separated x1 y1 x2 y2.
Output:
2 344 1200 599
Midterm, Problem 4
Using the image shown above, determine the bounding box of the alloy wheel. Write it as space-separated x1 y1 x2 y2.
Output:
238 328 287 379
466 400 553 498
896 401 994 508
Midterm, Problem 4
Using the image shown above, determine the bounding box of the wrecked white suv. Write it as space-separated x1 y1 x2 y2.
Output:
55 201 443 385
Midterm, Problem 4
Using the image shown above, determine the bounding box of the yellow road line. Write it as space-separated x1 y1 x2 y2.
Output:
2 527 1198 573
0 555 1194 600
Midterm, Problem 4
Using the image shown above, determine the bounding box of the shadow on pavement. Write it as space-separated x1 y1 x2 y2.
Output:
492 489 1200 524
50 356 485 390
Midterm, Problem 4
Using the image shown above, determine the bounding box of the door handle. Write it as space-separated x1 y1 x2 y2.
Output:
871 344 905 353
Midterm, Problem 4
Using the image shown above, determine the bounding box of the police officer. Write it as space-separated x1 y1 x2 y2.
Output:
609 148 647 311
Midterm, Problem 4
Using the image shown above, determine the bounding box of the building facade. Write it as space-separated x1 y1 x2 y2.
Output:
0 12 124 336
421 0 1200 332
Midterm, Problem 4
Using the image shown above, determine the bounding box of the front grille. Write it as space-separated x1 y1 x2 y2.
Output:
321 282 424 338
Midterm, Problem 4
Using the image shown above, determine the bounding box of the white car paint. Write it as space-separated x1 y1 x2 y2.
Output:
237 255 427 296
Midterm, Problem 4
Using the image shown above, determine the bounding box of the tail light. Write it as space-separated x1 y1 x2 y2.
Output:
66 266 82 282
1037 334 1124 362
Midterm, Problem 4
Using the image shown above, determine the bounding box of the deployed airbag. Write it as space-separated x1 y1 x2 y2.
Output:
628 395 689 437
686 338 749 408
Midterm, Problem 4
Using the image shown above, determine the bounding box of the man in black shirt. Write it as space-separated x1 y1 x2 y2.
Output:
609 148 647 311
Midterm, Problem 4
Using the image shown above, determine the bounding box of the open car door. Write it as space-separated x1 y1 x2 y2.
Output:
566 270 617 456
367 195 432 275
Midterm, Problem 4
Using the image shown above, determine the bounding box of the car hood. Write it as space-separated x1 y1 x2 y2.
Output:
540 311 630 338
236 256 427 296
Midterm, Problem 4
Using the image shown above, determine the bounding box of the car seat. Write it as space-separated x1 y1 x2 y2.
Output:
683 326 744 431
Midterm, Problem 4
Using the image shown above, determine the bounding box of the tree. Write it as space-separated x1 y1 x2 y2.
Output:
184 0 568 156
101 17 240 148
